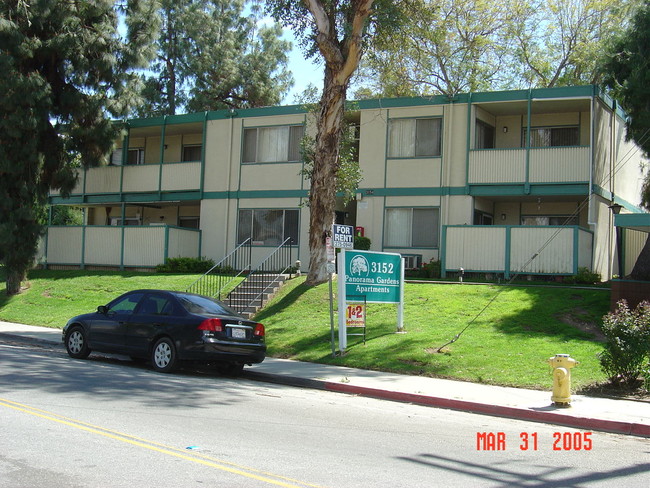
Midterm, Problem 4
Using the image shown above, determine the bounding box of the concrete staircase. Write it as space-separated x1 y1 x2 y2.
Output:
226 273 290 318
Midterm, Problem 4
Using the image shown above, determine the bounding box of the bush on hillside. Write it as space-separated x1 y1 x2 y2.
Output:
156 257 215 274
599 300 650 390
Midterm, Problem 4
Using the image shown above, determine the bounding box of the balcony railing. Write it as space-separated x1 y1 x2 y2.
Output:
468 146 590 185
441 225 593 278
50 161 202 197
41 225 201 269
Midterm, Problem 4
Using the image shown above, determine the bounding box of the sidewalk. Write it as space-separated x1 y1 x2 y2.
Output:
1 321 648 437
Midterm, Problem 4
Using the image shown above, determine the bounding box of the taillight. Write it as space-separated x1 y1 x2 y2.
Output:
253 323 265 337
198 318 223 332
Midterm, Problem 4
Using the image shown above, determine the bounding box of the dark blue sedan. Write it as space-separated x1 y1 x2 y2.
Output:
62 289 266 373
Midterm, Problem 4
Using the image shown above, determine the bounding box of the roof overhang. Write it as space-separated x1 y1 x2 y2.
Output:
615 213 650 233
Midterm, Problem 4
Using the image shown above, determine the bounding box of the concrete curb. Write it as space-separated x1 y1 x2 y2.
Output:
246 371 650 438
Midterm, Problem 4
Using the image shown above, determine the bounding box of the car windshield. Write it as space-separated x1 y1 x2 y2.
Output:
176 293 236 316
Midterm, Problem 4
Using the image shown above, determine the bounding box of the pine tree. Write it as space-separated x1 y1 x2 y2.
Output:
0 0 159 295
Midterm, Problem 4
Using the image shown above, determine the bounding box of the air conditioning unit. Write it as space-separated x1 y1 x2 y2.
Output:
403 254 422 269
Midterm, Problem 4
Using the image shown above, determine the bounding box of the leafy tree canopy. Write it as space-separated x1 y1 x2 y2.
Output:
137 0 292 116
0 0 159 295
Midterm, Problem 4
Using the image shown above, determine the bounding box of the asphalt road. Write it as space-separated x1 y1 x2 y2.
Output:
1 339 649 487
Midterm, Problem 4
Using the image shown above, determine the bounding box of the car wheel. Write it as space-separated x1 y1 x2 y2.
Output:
151 337 177 373
65 326 91 359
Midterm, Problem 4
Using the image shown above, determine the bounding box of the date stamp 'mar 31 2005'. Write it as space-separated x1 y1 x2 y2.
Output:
477 432 594 451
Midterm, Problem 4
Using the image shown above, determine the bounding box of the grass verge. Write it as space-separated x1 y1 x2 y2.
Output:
0 268 611 391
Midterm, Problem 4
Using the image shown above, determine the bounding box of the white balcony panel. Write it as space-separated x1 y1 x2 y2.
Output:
161 162 201 191
122 165 160 193
85 166 122 194
167 227 200 258
578 229 594 270
529 146 590 183
47 227 83 264
123 227 166 266
510 227 574 274
84 227 122 265
469 150 525 184
445 227 506 271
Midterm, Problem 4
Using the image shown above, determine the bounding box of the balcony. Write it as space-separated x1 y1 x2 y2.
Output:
441 225 593 278
41 225 201 269
468 146 590 186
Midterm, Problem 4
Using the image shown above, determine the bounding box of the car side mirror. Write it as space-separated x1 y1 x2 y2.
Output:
97 305 109 314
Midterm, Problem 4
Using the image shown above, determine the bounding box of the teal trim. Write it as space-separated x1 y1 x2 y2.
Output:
164 226 170 264
504 226 512 279
200 112 208 198
465 93 472 194
158 117 167 199
573 226 579 274
440 226 447 278
469 183 589 196
525 90 532 194
120 225 125 271
81 226 86 269
593 185 644 212
615 213 650 229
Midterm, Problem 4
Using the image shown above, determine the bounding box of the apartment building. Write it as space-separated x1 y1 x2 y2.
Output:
44 85 649 280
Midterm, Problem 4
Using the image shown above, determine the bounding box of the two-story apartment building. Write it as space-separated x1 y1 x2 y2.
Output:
43 85 649 280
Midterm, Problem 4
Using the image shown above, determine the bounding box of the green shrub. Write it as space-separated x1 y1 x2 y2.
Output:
354 236 371 250
405 259 441 279
599 300 650 389
564 267 601 284
156 257 215 274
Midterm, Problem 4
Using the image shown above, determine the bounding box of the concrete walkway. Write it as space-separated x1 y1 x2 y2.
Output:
1 320 648 437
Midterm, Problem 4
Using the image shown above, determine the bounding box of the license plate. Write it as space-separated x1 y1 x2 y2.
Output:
231 327 246 339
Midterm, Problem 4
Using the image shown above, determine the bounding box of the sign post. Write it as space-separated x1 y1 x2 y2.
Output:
337 249 404 352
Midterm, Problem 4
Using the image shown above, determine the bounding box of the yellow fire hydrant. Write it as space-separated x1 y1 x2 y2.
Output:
548 354 579 407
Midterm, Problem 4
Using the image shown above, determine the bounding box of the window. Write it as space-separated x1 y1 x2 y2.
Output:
109 217 140 226
523 126 579 147
475 120 495 149
384 208 439 248
237 209 299 245
108 292 145 314
125 148 145 165
473 210 494 225
243 125 304 163
182 144 202 162
388 118 442 158
178 217 200 229
521 216 578 226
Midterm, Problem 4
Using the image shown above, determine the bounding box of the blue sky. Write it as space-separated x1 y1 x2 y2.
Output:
281 30 323 104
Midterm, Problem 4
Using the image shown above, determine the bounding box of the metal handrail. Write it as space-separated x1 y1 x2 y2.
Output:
226 237 294 314
186 238 252 298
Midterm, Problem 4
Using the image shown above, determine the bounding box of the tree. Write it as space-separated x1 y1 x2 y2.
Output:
359 0 518 98
137 0 292 116
512 0 641 88
602 0 650 280
266 0 406 285
356 0 641 98
0 0 159 295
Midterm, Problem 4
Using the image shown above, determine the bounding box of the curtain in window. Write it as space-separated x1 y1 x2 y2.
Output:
415 118 441 156
288 126 304 162
412 208 438 247
384 208 411 246
257 127 290 162
388 119 416 158
243 129 257 163
237 209 252 244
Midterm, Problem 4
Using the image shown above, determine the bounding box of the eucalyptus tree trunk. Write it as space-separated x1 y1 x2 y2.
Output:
304 0 374 286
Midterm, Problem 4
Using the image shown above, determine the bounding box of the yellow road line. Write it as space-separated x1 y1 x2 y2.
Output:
0 397 325 488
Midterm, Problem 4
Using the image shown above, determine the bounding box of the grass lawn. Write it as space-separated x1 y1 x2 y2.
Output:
0 267 611 391
256 277 611 391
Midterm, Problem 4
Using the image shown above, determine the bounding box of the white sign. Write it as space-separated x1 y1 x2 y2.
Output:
332 224 354 249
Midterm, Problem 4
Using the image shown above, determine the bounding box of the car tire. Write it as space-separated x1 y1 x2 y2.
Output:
151 337 177 373
65 326 91 359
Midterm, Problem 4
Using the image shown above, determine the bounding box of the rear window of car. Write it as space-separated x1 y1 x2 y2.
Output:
175 294 236 316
